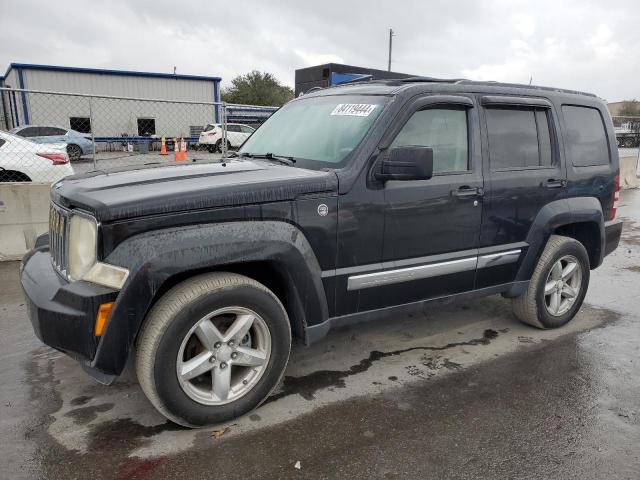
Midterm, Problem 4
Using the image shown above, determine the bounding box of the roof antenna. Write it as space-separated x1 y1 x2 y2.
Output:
529 75 533 85
173 66 177 75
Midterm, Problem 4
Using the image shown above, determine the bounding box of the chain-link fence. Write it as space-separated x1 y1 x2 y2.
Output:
612 115 640 148
0 87 277 183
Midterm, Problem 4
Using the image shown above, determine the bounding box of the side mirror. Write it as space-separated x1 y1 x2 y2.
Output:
375 146 434 182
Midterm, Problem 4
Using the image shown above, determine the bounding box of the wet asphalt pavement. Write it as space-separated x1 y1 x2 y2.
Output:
1 190 639 480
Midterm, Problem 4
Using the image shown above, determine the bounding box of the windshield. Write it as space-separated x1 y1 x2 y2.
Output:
239 94 387 167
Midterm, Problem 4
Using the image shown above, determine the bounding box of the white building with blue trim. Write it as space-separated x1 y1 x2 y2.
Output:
0 63 222 139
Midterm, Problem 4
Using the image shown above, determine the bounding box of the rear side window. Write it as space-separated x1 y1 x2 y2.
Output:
486 107 553 170
16 127 39 137
0 139 5 148
562 105 609 167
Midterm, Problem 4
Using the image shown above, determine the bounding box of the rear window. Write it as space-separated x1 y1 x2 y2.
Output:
203 124 216 132
562 105 609 167
486 107 553 170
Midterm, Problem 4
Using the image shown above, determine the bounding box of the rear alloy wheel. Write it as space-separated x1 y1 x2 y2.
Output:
543 255 582 317
136 272 291 427
66 144 82 160
512 235 590 329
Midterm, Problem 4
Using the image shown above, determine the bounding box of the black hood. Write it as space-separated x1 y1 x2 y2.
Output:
51 159 338 222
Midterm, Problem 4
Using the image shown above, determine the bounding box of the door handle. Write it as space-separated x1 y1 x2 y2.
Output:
451 186 484 198
543 178 566 188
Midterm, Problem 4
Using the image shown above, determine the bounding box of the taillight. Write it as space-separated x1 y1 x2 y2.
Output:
610 174 620 220
207 131 217 136
37 153 69 165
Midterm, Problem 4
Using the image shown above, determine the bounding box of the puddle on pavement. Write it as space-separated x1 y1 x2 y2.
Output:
21 300 622 477
268 329 500 402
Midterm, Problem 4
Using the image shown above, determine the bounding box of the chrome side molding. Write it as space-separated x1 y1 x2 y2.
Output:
346 248 523 291
477 249 522 269
347 257 477 291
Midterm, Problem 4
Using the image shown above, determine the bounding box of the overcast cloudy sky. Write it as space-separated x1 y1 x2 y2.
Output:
2 0 639 101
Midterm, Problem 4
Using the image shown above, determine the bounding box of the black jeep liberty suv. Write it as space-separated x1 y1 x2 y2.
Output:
21 78 623 427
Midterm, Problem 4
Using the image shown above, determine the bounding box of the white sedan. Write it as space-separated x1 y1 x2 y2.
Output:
0 131 74 183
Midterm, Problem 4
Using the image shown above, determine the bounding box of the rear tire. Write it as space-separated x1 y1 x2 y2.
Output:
512 235 590 329
66 144 82 160
214 139 231 153
135 272 291 428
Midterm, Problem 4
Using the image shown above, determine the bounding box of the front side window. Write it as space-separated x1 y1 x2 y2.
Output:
240 94 387 167
43 127 67 136
486 107 553 170
390 107 469 174
562 105 609 167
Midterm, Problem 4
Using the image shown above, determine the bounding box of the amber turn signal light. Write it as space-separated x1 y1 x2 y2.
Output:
94 302 114 336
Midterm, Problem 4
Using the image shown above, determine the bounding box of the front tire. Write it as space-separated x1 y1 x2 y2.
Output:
512 235 590 329
135 272 291 427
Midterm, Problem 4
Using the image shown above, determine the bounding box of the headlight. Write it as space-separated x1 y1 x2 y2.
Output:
68 214 97 280
68 213 129 289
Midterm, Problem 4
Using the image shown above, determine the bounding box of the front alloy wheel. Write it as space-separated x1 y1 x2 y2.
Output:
136 272 291 427
177 307 271 405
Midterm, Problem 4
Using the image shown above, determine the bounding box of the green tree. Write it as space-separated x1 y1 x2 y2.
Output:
221 71 294 107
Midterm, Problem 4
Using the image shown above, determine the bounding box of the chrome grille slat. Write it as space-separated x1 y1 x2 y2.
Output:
49 202 69 278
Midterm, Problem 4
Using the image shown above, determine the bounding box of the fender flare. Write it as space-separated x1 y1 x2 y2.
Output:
507 197 604 296
91 221 328 375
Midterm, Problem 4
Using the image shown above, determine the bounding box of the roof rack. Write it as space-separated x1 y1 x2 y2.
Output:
399 76 466 84
397 77 596 97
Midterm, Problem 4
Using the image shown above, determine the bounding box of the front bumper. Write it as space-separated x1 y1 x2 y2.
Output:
604 218 623 257
21 243 119 368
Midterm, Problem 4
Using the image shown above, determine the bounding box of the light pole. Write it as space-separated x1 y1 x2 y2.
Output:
388 28 394 72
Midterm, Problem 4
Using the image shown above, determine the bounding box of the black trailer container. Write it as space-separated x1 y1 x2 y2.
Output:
294 63 414 96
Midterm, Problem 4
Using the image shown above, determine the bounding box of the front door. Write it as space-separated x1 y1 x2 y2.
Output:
344 96 484 312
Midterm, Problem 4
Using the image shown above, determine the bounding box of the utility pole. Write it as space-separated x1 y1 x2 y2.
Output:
388 28 394 72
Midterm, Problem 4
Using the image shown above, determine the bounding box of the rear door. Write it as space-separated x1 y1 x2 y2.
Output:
477 96 565 288
226 125 243 147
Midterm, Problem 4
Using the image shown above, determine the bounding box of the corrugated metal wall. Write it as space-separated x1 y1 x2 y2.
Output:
5 68 220 137
22 69 216 102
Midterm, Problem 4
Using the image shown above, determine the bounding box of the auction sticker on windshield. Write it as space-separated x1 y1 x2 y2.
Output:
330 104 377 116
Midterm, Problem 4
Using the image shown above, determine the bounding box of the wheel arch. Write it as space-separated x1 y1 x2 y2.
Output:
0 169 31 182
91 221 327 376
507 197 605 296
148 260 308 344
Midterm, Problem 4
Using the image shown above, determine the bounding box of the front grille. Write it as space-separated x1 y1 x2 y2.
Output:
49 202 70 277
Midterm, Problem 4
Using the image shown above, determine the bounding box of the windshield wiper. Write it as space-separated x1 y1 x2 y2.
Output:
240 152 296 166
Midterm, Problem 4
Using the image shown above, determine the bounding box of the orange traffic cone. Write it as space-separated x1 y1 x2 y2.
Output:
173 138 180 161
175 137 187 161
160 136 168 155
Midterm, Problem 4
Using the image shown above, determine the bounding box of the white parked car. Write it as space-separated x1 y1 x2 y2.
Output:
198 123 255 152
0 131 74 183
